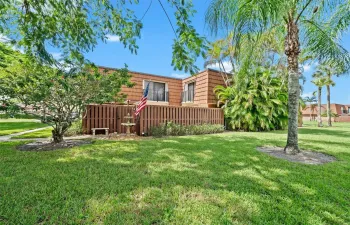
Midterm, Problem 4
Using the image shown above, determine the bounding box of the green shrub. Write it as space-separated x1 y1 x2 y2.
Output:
64 120 83 137
150 124 167 137
215 69 288 131
150 122 225 137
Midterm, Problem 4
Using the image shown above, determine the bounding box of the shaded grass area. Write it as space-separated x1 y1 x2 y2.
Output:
0 120 48 136
11 127 53 139
0 123 349 224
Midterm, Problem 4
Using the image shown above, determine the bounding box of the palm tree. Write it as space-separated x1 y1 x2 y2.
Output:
312 74 327 127
310 103 317 121
206 0 350 154
303 96 317 121
205 38 236 86
315 64 342 126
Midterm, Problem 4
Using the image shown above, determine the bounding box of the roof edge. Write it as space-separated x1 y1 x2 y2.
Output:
96 65 233 81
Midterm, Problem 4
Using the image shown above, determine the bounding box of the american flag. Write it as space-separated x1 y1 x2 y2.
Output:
135 83 150 116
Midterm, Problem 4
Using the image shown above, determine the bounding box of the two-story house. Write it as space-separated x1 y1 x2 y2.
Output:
99 66 227 108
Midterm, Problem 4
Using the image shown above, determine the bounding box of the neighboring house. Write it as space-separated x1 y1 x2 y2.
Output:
98 66 227 108
302 103 350 122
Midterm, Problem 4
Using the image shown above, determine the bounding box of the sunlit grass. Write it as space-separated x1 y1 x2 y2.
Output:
0 120 48 136
0 122 349 224
11 127 52 139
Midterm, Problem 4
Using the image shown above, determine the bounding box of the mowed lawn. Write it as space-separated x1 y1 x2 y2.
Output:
0 119 48 136
11 127 53 139
0 122 349 224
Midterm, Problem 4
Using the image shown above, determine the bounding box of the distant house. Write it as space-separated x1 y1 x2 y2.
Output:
98 66 227 108
302 103 350 122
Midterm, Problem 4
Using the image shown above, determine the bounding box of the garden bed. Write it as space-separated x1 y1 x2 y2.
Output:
257 146 336 165
17 140 93 151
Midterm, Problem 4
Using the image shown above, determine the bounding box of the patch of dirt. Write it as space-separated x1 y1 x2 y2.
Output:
17 140 93 151
256 146 336 165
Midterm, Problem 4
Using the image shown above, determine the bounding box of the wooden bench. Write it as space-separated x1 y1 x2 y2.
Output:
91 128 109 136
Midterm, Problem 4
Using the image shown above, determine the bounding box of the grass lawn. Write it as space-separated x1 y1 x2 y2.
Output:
0 122 349 224
11 127 53 139
0 119 48 136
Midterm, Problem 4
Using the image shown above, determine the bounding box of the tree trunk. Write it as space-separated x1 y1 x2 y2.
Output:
317 87 323 127
284 17 300 155
327 85 332 126
52 129 64 143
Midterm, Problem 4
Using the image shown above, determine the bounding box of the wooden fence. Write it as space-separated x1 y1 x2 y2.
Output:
82 104 224 135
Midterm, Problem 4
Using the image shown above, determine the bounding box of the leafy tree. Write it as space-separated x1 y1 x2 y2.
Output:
206 0 350 154
215 69 288 132
0 0 206 74
0 56 133 142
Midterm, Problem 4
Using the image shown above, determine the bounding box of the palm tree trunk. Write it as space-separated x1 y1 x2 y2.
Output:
284 16 300 155
327 84 332 126
317 87 322 127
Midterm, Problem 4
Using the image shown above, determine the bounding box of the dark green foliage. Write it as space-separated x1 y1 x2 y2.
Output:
215 69 288 131
151 122 225 137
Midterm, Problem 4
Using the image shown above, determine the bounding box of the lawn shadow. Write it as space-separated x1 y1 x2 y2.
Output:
1 133 349 224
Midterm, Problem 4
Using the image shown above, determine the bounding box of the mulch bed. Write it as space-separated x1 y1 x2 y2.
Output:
17 140 93 151
257 146 336 165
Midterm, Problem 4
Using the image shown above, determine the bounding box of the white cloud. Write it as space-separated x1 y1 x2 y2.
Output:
301 92 314 99
206 61 233 73
171 73 189 79
303 64 311 72
50 52 62 59
106 34 120 42
303 62 318 72
0 34 9 43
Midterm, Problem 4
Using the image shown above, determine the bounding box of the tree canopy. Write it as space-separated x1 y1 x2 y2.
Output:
0 0 207 74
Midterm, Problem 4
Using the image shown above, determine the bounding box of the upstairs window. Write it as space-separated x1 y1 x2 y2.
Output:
144 80 168 102
183 82 195 102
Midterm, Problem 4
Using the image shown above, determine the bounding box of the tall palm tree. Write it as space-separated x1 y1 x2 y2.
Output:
206 0 350 154
315 64 342 126
312 74 327 127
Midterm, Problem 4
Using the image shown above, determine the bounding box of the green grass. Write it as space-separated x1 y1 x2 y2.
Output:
0 119 48 136
0 122 349 224
11 127 53 139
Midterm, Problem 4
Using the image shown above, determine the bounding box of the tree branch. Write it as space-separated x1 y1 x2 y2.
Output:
157 0 178 38
295 0 313 24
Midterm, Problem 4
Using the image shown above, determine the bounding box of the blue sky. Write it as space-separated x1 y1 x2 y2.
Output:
69 0 349 104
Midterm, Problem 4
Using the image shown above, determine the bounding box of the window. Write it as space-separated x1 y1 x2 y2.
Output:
183 82 195 102
144 80 168 102
348 107 350 114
